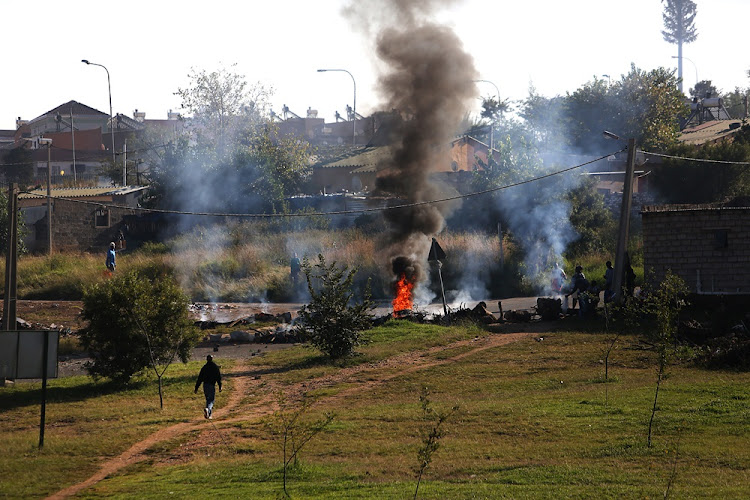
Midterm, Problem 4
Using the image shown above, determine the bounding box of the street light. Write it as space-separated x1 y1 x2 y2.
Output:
671 55 698 94
473 79 500 150
317 68 356 146
82 59 117 177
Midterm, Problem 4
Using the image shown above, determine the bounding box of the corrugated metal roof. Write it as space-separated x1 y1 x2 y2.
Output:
20 186 147 199
642 203 750 213
322 146 391 168
678 120 743 145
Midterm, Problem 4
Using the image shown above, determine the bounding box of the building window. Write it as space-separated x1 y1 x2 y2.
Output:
713 229 728 249
95 208 110 228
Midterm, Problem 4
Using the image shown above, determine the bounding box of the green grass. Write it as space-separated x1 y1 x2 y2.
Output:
0 359 234 499
2 325 747 499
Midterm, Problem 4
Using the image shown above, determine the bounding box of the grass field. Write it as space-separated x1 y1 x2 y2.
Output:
1 321 747 499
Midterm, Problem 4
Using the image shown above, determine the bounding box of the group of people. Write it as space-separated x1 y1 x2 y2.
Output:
550 258 636 316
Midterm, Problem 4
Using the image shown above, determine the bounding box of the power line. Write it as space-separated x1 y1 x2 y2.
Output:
643 151 750 165
19 149 623 219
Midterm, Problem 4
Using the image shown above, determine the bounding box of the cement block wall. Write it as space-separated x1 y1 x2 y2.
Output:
642 206 750 293
39 199 132 253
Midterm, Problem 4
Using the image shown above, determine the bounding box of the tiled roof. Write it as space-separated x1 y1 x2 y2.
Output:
40 100 108 118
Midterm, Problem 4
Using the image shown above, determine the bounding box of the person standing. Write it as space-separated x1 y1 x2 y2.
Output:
290 253 301 287
603 261 614 303
550 262 567 294
194 354 222 419
105 242 116 272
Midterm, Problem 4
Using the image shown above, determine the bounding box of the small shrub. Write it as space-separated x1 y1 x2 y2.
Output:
79 270 200 384
295 255 374 359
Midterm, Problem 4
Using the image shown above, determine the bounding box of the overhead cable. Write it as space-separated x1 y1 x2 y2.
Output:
19 148 624 219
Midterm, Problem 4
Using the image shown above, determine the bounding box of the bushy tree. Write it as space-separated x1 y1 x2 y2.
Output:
143 64 312 214
175 63 271 154
79 270 200 385
295 255 374 359
521 66 687 154
722 86 750 120
0 188 27 256
1 147 34 188
565 176 616 258
689 80 718 99
653 123 750 203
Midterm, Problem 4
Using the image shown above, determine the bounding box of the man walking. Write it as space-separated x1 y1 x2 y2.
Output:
194 355 222 419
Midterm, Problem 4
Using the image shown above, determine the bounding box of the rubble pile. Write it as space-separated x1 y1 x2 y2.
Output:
536 298 562 321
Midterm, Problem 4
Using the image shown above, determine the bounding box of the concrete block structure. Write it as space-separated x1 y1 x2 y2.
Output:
642 204 750 294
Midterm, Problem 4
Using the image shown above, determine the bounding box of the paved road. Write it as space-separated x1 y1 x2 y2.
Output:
192 297 540 323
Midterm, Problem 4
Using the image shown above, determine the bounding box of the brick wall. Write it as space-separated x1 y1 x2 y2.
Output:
642 206 750 293
42 199 134 253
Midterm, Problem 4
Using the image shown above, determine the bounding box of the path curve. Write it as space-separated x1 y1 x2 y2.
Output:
46 331 532 499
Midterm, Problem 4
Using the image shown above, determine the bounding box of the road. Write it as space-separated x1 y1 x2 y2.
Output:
191 296 540 323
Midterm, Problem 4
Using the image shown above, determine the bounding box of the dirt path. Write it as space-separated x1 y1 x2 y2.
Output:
46 331 532 499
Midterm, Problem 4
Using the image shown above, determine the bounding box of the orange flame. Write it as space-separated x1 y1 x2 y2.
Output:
392 273 414 313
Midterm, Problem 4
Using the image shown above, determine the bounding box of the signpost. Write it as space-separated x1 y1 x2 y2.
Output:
0 331 59 448
428 238 448 320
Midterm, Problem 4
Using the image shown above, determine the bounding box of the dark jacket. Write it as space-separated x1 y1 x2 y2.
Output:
195 361 222 391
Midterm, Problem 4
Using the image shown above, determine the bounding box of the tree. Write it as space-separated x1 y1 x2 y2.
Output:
565 176 616 258
0 188 27 256
653 124 750 203
294 255 374 359
521 67 686 155
642 270 689 447
175 63 270 155
266 392 334 498
661 0 698 94
79 270 201 388
722 86 749 120
689 80 718 99
413 387 458 500
1 147 34 188
143 64 312 214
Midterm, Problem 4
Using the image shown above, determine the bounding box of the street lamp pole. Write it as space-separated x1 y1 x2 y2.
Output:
82 60 116 175
671 55 698 94
318 69 356 146
473 79 500 151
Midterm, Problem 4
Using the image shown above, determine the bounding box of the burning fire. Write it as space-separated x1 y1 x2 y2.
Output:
392 273 414 313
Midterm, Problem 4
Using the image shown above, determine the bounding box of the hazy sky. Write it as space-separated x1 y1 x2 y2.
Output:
2 0 748 130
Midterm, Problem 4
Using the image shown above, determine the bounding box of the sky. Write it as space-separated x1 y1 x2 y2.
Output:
2 0 748 131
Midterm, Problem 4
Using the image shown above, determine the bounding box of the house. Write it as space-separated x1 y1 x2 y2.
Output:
677 119 744 146
642 202 750 295
18 186 147 253
310 135 493 194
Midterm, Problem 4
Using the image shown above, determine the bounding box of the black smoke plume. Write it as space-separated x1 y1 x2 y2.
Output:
346 0 478 291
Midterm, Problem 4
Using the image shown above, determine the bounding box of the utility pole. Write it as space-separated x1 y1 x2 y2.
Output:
32 137 53 255
3 184 18 331
44 139 52 255
612 138 636 304
123 139 127 186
